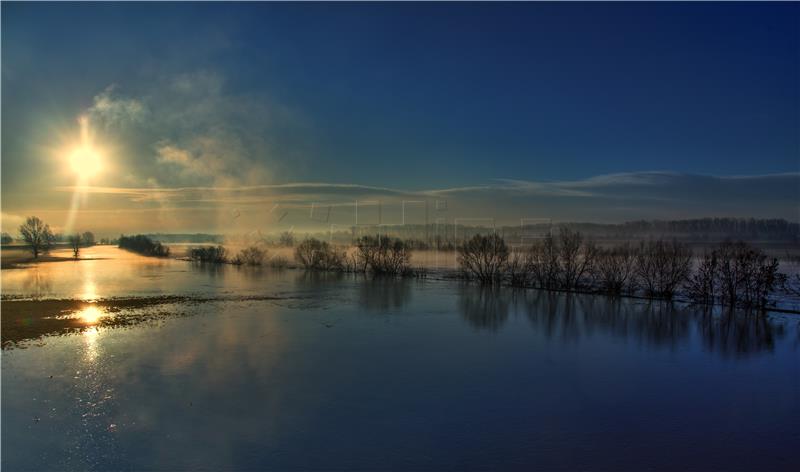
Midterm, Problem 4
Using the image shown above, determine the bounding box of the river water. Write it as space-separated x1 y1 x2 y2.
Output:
2 247 799 470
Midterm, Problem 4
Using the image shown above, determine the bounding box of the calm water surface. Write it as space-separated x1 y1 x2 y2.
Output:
2 247 799 470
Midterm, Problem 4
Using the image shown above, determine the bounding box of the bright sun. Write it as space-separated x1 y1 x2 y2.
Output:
65 116 105 180
69 146 103 177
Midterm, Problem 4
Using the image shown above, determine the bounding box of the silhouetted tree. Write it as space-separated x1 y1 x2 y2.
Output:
232 245 267 266
68 234 82 259
635 239 692 299
0 232 12 244
19 216 54 258
279 231 296 247
457 233 509 283
594 243 638 295
81 231 96 246
294 238 344 270
355 235 412 275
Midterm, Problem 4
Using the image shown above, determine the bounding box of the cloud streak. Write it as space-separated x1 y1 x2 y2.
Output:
52 171 799 230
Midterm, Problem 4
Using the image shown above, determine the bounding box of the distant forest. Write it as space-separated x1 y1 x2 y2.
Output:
140 218 798 245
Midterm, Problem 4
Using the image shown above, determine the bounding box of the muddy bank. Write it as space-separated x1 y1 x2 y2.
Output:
1 294 286 348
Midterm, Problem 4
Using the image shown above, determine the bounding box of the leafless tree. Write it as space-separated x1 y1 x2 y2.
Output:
594 243 638 295
68 234 82 259
529 234 560 289
294 238 344 270
457 233 509 283
355 235 412 275
279 231 296 247
635 239 692 299
19 216 54 258
686 251 718 305
716 241 780 309
81 231 96 246
557 228 598 290
232 245 267 266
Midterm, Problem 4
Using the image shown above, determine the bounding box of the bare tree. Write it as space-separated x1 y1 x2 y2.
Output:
686 251 718 305
529 234 560 289
635 239 692 299
294 238 344 270
457 233 509 283
279 231 295 247
355 235 412 275
232 245 267 266
19 216 54 258
557 228 597 290
594 243 638 295
716 241 780 309
68 234 82 259
81 231 96 246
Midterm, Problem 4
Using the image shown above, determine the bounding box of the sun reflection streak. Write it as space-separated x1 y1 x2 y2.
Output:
79 305 104 324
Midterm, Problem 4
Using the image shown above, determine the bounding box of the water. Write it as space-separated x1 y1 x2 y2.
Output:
2 247 799 470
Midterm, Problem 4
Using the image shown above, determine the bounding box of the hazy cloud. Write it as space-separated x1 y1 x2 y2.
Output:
54 171 800 233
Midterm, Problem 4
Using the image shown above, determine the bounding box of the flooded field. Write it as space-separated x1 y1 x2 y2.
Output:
2 246 799 470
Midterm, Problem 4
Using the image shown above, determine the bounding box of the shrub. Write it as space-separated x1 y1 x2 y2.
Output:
507 251 533 287
232 245 267 266
528 234 560 289
278 231 295 247
716 241 780 309
593 243 637 295
355 235 412 275
189 245 228 263
268 255 289 269
686 251 718 305
294 238 344 271
457 233 509 283
557 228 598 290
119 234 170 257
635 239 692 299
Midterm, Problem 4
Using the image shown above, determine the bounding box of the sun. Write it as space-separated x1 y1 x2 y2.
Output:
64 115 105 180
69 145 103 178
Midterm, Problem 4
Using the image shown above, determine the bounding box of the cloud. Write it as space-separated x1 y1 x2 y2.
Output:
82 71 305 191
87 86 147 129
54 171 800 231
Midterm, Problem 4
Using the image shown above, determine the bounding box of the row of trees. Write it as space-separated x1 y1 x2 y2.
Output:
457 229 785 310
293 236 419 276
118 235 170 257
188 244 289 268
10 216 96 258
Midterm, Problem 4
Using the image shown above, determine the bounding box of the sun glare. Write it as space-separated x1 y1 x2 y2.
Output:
69 146 103 177
65 115 105 180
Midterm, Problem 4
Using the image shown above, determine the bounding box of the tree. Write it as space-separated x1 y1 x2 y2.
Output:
19 216 54 258
81 231 96 246
279 231 296 247
0 232 12 244
457 233 509 283
69 234 82 259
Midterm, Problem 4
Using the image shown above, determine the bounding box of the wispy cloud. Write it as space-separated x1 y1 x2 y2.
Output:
53 171 799 228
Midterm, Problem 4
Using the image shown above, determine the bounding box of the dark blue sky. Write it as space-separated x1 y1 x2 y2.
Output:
2 2 799 194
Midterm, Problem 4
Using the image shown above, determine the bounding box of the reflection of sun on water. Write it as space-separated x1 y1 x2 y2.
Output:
82 281 98 301
79 305 105 325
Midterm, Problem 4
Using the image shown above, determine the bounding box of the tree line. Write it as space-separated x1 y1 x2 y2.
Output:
457 229 790 310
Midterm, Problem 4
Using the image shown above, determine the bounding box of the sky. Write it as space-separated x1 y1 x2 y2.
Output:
2 2 799 235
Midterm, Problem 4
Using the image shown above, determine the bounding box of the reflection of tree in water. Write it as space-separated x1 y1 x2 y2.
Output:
459 286 788 358
357 276 414 311
458 285 510 331
699 309 781 358
22 268 53 298
358 276 413 312
190 261 228 278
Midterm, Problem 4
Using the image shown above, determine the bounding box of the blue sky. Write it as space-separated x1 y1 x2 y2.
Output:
2 2 798 232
